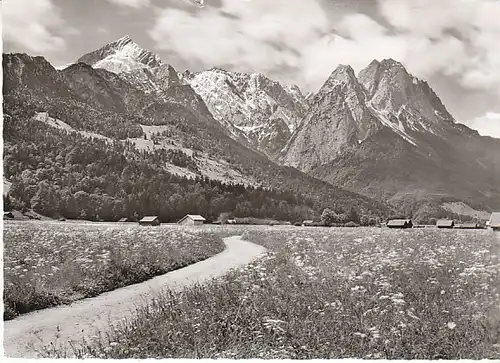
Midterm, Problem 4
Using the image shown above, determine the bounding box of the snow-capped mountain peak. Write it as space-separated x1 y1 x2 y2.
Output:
76 36 184 99
77 35 163 74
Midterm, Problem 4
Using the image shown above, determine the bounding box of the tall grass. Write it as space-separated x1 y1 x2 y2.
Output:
52 227 500 359
3 221 225 320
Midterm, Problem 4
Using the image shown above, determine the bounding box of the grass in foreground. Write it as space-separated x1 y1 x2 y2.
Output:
3 221 225 320
54 227 500 359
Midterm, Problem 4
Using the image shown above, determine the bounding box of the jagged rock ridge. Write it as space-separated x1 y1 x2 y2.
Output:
182 68 310 159
281 58 500 212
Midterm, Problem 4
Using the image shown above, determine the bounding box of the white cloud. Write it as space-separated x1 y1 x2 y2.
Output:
302 14 408 84
105 0 150 8
2 0 66 53
148 0 500 99
149 0 328 89
379 0 474 39
467 112 500 139
376 0 500 94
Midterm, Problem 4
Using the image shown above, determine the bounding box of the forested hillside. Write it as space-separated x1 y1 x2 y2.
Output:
3 52 393 222
3 108 323 222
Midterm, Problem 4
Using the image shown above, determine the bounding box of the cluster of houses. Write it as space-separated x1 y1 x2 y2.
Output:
116 214 207 226
386 212 500 230
5 210 500 231
129 213 500 229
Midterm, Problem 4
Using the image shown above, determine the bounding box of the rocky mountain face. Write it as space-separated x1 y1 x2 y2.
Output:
77 36 311 159
3 38 392 218
282 58 500 213
77 35 181 100
182 68 309 159
282 65 380 172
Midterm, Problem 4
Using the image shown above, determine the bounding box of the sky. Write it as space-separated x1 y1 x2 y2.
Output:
2 0 500 139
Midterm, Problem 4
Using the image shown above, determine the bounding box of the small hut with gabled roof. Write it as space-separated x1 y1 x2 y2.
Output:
436 219 454 229
139 216 160 226
178 214 206 226
387 219 413 229
457 222 482 229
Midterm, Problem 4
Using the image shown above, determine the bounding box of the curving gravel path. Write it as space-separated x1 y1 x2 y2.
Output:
3 235 267 358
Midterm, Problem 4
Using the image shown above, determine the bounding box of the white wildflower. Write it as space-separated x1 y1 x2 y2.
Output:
447 322 456 329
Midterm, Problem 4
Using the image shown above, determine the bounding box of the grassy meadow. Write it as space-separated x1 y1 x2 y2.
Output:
50 226 500 359
3 221 226 320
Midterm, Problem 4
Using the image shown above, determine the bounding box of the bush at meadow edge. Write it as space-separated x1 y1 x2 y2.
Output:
67 227 500 359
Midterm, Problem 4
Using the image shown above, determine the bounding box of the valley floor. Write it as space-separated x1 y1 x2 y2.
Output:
4 224 500 359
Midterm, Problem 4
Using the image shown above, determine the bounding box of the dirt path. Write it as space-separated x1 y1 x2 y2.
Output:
3 235 266 358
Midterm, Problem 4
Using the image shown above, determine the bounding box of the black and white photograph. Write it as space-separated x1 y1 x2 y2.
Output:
2 0 500 359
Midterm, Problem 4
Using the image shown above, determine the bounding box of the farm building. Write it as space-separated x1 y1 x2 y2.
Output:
387 219 413 229
457 222 482 229
118 217 130 223
139 216 160 226
489 213 500 231
436 219 454 229
227 219 237 225
302 220 314 227
178 214 206 226
3 211 14 220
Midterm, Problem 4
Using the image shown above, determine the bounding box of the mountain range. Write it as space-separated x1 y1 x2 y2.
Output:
3 35 499 222
3 36 390 222
282 60 500 214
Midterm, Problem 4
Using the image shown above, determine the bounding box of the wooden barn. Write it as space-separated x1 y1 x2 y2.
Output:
118 217 130 223
436 219 454 229
3 211 14 220
387 219 413 229
489 212 500 231
178 214 206 226
139 216 160 226
457 222 482 229
302 220 314 227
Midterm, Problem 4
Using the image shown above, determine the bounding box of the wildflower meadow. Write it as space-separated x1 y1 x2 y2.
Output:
65 226 500 359
3 221 225 320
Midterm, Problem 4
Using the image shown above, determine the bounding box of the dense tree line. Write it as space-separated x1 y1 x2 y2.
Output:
320 207 380 226
3 112 317 222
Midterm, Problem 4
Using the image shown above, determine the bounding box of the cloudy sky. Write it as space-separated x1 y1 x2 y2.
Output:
3 0 500 138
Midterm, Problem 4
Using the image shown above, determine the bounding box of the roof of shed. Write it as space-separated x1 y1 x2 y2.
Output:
140 216 159 222
387 219 411 226
178 214 206 223
186 214 206 221
437 219 454 226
